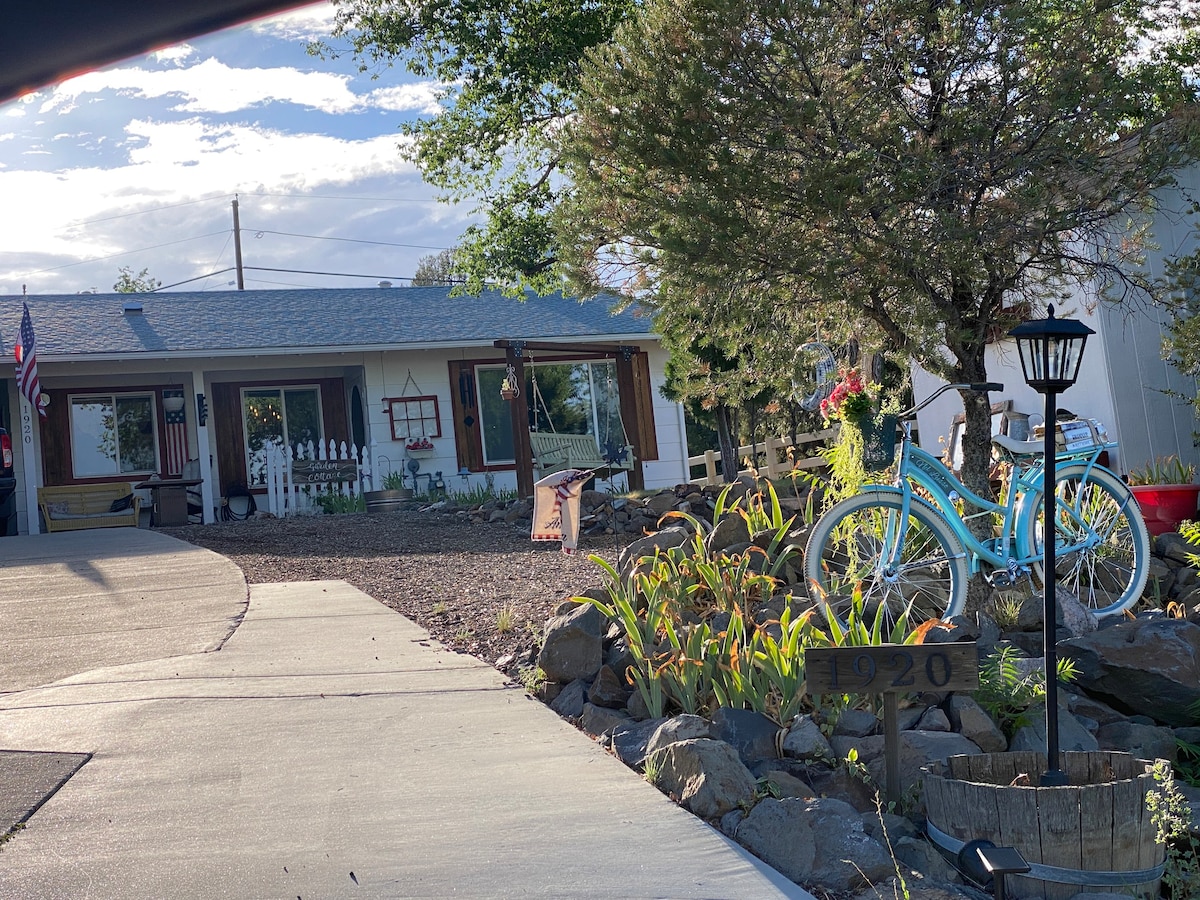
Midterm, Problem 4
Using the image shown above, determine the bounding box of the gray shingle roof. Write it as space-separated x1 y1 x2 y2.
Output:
0 288 655 360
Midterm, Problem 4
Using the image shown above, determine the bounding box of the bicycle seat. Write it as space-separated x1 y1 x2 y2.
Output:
991 433 1043 456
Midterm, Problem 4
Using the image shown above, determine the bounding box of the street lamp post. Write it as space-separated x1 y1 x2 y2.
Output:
1008 305 1094 787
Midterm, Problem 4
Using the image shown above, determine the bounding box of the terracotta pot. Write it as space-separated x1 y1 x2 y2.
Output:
500 386 517 401
1129 483 1200 536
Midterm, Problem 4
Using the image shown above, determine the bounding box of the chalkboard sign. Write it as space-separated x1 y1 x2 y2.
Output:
805 643 977 695
291 459 358 485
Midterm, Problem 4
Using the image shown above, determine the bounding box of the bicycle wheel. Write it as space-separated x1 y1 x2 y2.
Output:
1024 464 1150 617
804 491 969 628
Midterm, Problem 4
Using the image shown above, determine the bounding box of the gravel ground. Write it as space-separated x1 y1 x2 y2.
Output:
161 511 624 677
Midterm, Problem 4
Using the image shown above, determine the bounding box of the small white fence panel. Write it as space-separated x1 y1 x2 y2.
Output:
258 439 372 517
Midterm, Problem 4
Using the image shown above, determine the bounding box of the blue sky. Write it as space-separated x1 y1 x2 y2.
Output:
0 2 471 295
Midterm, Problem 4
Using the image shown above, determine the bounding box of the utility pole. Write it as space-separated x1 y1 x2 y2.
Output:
232 195 245 290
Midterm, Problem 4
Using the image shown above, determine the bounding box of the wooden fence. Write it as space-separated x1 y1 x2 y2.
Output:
687 427 839 487
258 439 372 517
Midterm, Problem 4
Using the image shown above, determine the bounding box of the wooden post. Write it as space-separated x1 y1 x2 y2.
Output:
614 349 645 491
505 346 534 499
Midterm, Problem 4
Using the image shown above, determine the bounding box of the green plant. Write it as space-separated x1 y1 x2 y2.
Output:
1128 455 1197 486
381 471 407 491
517 665 546 694
449 472 518 506
313 492 366 514
989 590 1027 630
431 601 447 615
495 604 516 634
1147 759 1200 900
1176 737 1200 790
972 646 1078 738
454 627 474 643
642 750 664 787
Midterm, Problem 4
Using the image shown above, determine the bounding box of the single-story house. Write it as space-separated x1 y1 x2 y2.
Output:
0 287 688 535
914 168 1200 477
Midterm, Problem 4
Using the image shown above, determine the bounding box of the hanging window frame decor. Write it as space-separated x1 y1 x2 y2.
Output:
384 371 442 444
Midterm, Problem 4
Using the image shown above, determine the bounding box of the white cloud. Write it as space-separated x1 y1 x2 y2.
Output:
151 45 197 66
250 1 337 41
41 57 363 116
369 84 444 116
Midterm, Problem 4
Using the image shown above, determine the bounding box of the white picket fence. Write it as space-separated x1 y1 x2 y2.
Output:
257 439 375 517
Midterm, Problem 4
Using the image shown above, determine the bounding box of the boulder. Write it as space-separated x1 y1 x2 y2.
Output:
709 707 781 765
645 714 713 758
835 731 985 796
579 702 629 737
653 738 757 819
781 715 834 761
757 768 816 800
616 525 693 576
1060 618 1200 726
548 678 588 719
834 708 881 737
608 717 668 768
915 707 951 732
536 602 604 683
1095 721 1178 763
706 513 751 554
586 664 630 709
946 695 1007 753
1009 704 1099 754
732 797 894 891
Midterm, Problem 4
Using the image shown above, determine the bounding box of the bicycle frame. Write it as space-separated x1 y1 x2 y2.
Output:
861 423 1119 579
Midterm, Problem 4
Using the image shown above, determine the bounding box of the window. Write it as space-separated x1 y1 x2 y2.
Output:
242 387 322 485
385 395 441 440
477 361 622 466
70 393 158 478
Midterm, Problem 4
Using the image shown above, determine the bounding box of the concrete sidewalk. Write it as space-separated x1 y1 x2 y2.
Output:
0 550 810 898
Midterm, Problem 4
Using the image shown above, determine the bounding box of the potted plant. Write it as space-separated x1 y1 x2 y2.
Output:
365 470 412 512
1128 455 1200 536
499 375 519 401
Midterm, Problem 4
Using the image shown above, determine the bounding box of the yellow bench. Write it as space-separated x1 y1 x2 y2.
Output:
528 431 635 479
37 483 141 533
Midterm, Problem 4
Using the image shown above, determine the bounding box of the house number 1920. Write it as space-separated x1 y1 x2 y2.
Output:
805 643 978 695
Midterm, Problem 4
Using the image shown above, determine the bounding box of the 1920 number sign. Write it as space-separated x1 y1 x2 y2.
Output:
805 643 978 695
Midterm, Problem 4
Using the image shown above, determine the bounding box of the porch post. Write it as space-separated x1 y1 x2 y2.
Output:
191 370 216 523
17 395 41 535
505 345 535 498
615 348 645 492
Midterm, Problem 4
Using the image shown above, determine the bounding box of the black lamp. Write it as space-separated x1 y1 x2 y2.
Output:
1008 304 1094 787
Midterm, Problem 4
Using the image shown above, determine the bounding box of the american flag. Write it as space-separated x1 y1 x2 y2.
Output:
162 393 188 476
14 303 46 418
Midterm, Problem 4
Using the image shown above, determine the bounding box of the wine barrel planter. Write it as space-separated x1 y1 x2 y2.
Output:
923 751 1164 900
364 489 411 513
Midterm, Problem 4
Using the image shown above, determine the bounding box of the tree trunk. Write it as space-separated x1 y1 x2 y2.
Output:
716 405 739 483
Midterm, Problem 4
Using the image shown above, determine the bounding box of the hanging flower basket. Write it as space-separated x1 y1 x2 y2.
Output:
854 414 899 472
500 383 518 401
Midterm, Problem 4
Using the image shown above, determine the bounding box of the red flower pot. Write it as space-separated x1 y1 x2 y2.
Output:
1129 484 1200 536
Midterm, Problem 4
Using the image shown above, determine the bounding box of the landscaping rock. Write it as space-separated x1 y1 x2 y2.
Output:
1095 721 1178 763
946 695 1007 753
1057 589 1099 638
706 513 751 554
1066 691 1129 727
579 702 629 737
607 717 667 768
833 708 880 737
1009 704 1098 754
1060 618 1200 726
915 707 952 732
537 602 604 683
709 707 781 765
781 715 834 761
616 525 692 576
758 768 816 799
836 731 985 796
653 738 757 819
586 664 630 709
861 811 919 844
894 834 961 883
645 714 713 757
548 678 588 719
732 797 894 891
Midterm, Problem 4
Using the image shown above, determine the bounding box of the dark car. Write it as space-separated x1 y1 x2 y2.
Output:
0 427 15 535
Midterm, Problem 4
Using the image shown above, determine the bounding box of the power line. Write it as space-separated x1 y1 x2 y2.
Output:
248 229 450 251
248 191 441 204
67 195 231 227
154 268 236 291
244 266 423 282
21 231 231 276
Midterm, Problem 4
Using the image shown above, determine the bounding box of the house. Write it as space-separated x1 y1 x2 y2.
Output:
0 287 687 535
913 168 1200 477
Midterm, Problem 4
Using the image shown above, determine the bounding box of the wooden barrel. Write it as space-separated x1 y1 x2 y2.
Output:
923 751 1164 900
364 489 411 513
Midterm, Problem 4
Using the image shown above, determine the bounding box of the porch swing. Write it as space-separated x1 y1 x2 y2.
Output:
523 357 636 484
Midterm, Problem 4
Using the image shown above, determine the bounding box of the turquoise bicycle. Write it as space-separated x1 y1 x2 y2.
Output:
803 382 1150 625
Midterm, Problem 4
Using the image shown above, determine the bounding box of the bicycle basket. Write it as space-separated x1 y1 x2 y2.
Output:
860 414 899 471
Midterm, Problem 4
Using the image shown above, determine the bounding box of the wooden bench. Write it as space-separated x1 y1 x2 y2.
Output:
528 431 635 479
37 482 141 533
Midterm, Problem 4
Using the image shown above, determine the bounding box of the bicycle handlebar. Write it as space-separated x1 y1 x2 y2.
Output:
899 381 1005 419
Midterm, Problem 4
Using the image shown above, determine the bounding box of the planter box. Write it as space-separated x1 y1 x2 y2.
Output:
1129 483 1200 536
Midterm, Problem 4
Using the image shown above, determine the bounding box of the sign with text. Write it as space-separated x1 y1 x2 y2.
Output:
805 643 978 695
290 459 358 485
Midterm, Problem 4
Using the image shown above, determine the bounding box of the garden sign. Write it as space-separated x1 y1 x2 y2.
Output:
805 642 978 803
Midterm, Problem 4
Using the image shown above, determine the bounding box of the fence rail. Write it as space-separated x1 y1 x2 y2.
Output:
687 427 839 487
258 439 371 517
